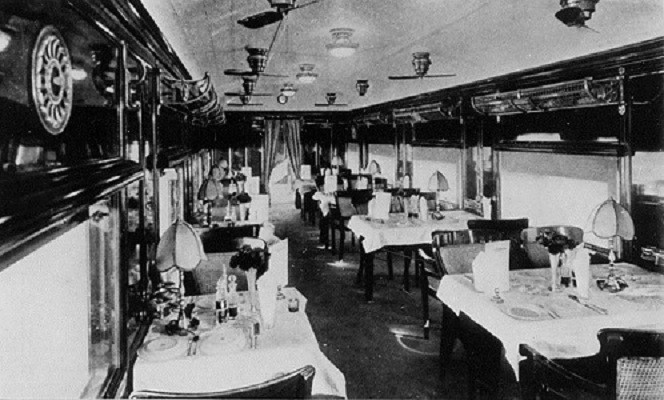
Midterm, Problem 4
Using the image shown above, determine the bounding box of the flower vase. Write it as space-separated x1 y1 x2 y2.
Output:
246 268 258 313
549 253 560 291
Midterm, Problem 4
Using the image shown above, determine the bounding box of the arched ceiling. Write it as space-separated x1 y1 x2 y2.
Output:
140 0 664 112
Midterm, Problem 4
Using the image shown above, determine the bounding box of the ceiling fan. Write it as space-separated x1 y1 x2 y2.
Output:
388 52 456 80
224 75 275 97
238 0 323 29
224 47 288 78
315 93 348 107
226 95 264 107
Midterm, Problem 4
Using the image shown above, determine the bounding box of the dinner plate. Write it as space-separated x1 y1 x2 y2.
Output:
504 305 545 321
138 336 188 361
197 326 247 356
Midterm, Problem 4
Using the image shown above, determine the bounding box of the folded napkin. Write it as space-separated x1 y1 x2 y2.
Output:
373 192 392 220
472 240 510 293
419 196 429 221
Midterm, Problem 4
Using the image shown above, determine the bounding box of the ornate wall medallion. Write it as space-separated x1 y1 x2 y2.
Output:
31 25 73 135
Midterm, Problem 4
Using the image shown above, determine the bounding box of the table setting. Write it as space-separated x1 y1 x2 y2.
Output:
133 287 347 398
437 263 664 380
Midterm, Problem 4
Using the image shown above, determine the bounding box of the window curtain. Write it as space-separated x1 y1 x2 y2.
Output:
283 119 302 180
262 119 303 193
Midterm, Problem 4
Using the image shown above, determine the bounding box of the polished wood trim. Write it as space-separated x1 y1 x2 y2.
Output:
494 141 630 157
0 158 143 268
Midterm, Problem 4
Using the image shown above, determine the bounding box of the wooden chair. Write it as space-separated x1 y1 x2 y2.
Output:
330 190 372 261
419 229 514 397
519 328 664 399
130 365 316 399
467 217 530 270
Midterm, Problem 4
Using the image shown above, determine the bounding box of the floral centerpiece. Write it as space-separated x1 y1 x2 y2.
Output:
536 231 579 290
230 243 268 311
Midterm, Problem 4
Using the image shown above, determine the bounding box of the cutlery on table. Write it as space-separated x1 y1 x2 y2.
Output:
568 294 608 315
537 304 559 319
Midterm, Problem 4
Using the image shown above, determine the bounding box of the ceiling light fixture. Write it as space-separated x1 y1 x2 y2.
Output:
281 83 297 97
555 0 599 27
326 28 359 58
356 79 369 96
296 63 318 84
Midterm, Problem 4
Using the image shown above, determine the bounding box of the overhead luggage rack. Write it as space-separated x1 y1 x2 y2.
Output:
471 77 620 116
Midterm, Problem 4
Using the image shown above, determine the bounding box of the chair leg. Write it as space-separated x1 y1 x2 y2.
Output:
330 221 336 253
419 263 430 340
440 305 459 382
339 226 345 261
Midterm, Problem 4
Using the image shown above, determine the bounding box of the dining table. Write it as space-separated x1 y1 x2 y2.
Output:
348 210 479 301
132 287 347 398
435 262 664 384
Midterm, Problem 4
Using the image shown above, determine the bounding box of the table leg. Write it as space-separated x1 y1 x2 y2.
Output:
440 304 459 381
364 250 375 302
403 248 411 292
356 237 365 284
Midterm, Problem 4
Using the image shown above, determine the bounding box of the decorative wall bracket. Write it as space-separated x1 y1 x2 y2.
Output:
161 73 224 127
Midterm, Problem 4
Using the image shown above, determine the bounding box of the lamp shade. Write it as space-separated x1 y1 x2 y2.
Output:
588 198 635 240
368 160 381 175
156 220 207 272
428 171 449 192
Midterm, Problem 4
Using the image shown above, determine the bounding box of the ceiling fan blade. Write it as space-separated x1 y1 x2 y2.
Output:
238 10 284 29
315 103 348 107
227 103 263 107
223 69 256 77
388 75 420 80
249 92 276 97
262 73 289 78
425 73 456 78
224 92 244 97
291 0 322 11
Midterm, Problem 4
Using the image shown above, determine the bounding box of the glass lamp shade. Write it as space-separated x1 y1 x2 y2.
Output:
296 64 318 84
428 171 449 192
331 155 344 167
326 28 359 58
156 220 207 272
589 198 635 240
368 160 381 175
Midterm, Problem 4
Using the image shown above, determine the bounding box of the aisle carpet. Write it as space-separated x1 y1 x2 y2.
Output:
269 203 472 399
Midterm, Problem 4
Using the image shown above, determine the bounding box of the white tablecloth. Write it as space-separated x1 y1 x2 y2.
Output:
436 263 664 380
133 288 346 398
348 210 479 253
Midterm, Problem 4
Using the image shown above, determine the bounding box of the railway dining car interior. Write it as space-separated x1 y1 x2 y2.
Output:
0 0 663 399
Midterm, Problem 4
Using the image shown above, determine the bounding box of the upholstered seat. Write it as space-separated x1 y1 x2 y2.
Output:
519 328 664 400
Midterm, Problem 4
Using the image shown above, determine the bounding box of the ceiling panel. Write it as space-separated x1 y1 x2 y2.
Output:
140 0 664 112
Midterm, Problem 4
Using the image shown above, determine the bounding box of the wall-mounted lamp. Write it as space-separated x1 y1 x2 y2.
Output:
356 79 369 96
0 29 12 52
71 67 88 81
326 28 359 58
296 63 318 84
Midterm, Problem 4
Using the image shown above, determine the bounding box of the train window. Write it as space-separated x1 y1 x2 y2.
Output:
83 198 122 397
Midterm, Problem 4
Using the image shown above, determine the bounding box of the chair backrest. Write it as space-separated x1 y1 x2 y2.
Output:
232 237 270 271
597 328 664 399
431 229 504 277
334 191 357 218
197 225 260 253
467 218 530 270
350 189 373 215
467 218 529 233
130 365 316 399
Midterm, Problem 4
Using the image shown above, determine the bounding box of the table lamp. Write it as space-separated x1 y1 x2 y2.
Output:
588 197 634 292
156 219 207 326
428 171 449 212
